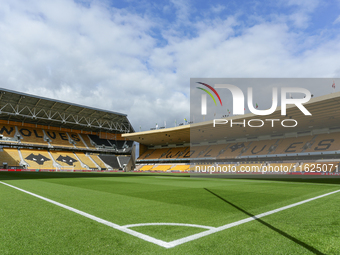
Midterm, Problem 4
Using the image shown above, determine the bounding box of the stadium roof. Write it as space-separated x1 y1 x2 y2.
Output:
0 88 134 133
123 92 340 145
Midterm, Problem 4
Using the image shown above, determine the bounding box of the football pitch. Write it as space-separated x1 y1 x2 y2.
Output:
1 172 340 254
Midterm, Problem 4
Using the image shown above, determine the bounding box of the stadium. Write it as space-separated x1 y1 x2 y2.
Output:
1 85 340 254
0 88 135 171
125 90 340 176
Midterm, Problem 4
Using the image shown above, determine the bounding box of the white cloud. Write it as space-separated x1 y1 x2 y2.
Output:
0 0 339 131
334 15 340 24
282 0 320 28
211 4 225 13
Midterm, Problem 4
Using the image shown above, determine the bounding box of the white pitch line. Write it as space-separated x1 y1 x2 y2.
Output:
0 181 171 248
166 189 340 248
123 222 215 230
1 180 340 249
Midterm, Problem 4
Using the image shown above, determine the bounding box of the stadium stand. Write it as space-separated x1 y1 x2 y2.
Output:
197 144 229 158
90 154 108 169
218 142 251 159
0 125 16 138
115 140 134 152
135 131 340 164
21 149 55 169
170 164 190 171
0 148 21 167
159 147 188 159
131 132 340 175
78 134 97 149
68 132 87 148
138 148 155 159
99 155 121 170
139 165 154 171
304 133 340 153
83 137 134 152
5 148 22 165
0 89 134 172
272 136 314 155
243 140 279 156
0 123 135 150
49 151 84 170
151 164 173 171
185 145 209 158
117 156 130 167
46 131 73 147
17 126 47 145
0 125 19 143
140 148 171 160
75 152 99 170
88 134 112 147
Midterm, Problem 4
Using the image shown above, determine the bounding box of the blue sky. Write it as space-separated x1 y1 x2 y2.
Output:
0 0 340 130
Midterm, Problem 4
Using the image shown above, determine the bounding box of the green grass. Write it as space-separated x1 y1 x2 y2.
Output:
0 172 340 254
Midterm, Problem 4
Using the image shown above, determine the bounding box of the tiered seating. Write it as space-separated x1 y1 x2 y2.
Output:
88 135 112 147
0 122 129 171
170 164 190 171
90 154 107 169
304 133 340 153
139 148 159 159
245 140 279 156
68 132 87 149
138 149 154 159
0 148 20 167
0 124 103 149
159 147 188 159
185 145 207 158
4 148 21 164
273 136 313 154
50 151 85 170
197 144 228 158
137 133 340 163
139 165 154 171
137 164 174 171
218 142 251 159
151 164 173 171
99 155 121 169
17 127 46 145
45 131 72 147
0 124 133 152
0 125 16 138
79 134 97 149
21 149 54 169
117 156 130 166
75 152 98 169
141 148 171 160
